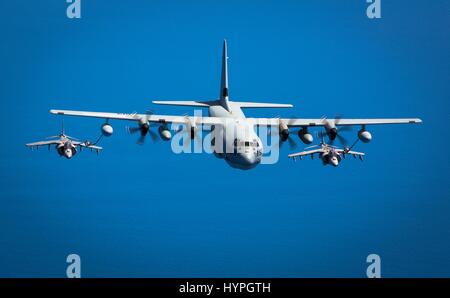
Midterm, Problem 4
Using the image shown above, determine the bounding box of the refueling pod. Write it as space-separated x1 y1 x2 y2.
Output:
358 129 372 143
158 126 172 141
298 128 313 144
101 123 113 137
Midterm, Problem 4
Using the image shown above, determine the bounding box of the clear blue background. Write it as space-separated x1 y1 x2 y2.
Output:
0 0 449 277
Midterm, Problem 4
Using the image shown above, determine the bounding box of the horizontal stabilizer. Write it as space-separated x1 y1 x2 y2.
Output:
152 100 218 107
234 102 293 108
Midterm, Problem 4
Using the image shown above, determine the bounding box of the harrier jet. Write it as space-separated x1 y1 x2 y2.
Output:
49 40 421 169
288 134 365 167
26 122 102 159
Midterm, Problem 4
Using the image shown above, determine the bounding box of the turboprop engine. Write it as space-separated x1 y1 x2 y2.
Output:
278 121 313 145
279 121 289 142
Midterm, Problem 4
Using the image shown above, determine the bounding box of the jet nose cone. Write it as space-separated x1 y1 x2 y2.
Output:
65 149 73 159
330 157 339 167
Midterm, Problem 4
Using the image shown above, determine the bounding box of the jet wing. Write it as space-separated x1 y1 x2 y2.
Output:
288 149 324 158
25 140 61 148
79 143 103 151
336 149 365 156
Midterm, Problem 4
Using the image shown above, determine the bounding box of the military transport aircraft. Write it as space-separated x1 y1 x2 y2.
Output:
288 133 365 167
26 122 102 159
49 40 422 169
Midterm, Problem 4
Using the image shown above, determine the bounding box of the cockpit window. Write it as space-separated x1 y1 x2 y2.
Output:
235 140 258 148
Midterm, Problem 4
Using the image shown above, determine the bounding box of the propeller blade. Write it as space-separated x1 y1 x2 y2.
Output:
127 126 141 134
287 136 297 150
137 135 146 145
334 114 352 132
336 134 348 147
149 130 159 142
339 126 353 132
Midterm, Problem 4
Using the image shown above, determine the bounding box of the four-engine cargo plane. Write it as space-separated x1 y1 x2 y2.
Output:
26 122 102 159
48 40 422 169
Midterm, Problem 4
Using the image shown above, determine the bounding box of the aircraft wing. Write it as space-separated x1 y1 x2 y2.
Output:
79 143 103 151
50 110 422 129
288 149 324 158
49 109 227 126
335 149 365 156
25 140 61 148
277 118 422 127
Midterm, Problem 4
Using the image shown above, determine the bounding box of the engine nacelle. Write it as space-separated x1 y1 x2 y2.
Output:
358 129 372 143
158 126 172 141
101 123 114 137
56 144 64 155
279 121 289 141
298 128 313 144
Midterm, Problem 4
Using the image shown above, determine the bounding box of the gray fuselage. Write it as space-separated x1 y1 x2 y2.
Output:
208 103 263 170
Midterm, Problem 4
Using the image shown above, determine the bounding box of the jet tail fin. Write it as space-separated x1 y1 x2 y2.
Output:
61 119 65 136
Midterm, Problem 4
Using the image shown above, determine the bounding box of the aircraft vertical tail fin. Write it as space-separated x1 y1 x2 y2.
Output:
152 40 293 111
219 39 231 112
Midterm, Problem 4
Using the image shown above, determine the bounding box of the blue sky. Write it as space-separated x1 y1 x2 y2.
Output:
0 0 449 277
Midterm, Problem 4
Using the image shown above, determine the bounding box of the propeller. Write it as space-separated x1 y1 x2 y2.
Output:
176 115 203 145
322 114 352 146
126 110 159 145
284 136 298 150
272 116 298 150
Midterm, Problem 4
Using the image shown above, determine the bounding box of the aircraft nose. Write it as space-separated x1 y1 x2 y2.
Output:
241 152 259 166
331 157 339 167
65 149 72 159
